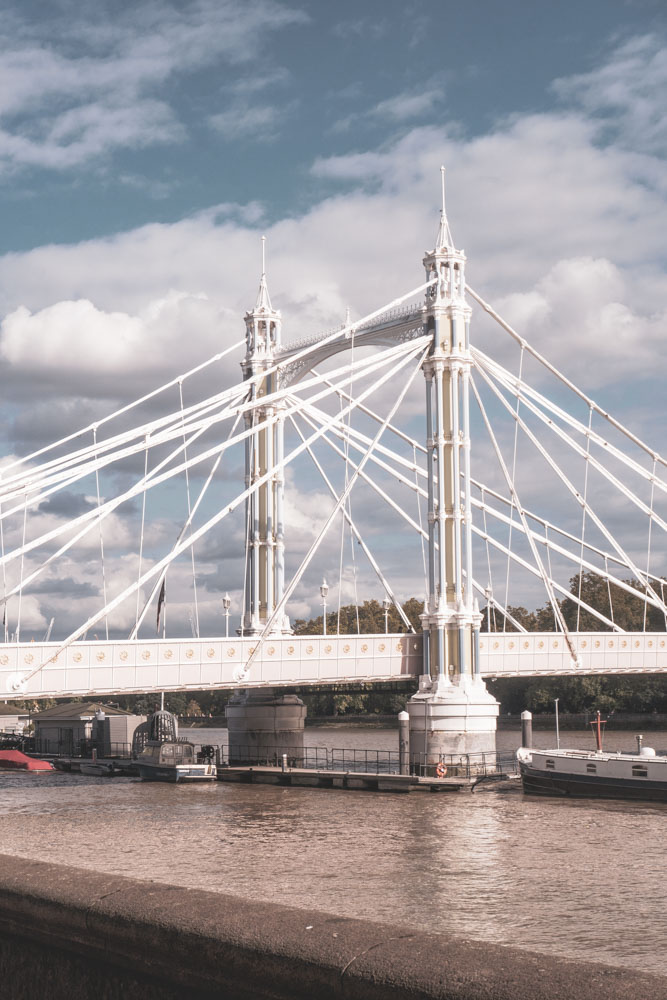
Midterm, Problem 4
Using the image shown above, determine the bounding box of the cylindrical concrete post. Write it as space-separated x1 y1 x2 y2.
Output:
226 689 306 765
398 710 410 775
521 710 533 749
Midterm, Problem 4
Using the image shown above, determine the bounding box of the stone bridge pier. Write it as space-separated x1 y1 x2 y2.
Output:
226 689 305 765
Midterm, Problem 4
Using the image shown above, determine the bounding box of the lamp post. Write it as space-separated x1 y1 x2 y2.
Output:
223 593 231 638
484 585 493 630
320 578 329 636
382 597 391 634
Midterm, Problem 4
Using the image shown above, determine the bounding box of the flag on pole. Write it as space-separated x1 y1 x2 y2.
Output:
156 580 166 634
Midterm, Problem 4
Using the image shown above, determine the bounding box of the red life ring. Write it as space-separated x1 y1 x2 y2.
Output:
436 762 447 778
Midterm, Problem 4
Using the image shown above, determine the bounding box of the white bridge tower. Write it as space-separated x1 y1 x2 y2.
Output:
241 243 290 637
408 171 499 759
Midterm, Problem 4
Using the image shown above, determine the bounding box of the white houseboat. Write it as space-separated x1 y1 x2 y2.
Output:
517 742 667 802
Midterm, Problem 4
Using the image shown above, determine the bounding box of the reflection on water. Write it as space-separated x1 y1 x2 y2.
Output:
0 725 665 977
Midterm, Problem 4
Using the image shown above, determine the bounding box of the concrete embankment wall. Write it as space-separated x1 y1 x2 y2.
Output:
0 855 664 1000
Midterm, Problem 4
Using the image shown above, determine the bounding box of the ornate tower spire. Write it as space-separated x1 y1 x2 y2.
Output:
244 235 281 362
435 165 454 250
255 236 273 311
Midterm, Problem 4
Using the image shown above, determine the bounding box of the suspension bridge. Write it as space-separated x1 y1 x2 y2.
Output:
0 172 665 755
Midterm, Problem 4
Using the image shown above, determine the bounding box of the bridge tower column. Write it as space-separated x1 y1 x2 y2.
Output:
240 259 291 638
229 252 304 763
408 181 499 764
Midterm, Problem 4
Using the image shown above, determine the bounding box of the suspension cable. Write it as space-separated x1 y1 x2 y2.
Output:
16 492 27 643
0 493 6 643
19 338 428 680
288 412 414 632
92 426 109 641
130 409 244 640
473 490 667 617
135 436 149 635
503 344 524 630
480 486 497 631
576 405 594 631
643 457 657 631
179 380 199 638
467 284 667 475
470 372 580 663
415 443 428 597
544 524 558 630
605 554 614 628
473 356 667 615
240 345 430 674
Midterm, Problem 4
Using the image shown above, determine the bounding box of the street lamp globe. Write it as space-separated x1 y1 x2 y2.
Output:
382 596 391 633
320 578 329 636
222 593 231 638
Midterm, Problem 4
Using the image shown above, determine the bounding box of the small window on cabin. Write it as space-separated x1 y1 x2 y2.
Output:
586 763 597 774
632 765 648 778
162 745 174 759
545 759 555 769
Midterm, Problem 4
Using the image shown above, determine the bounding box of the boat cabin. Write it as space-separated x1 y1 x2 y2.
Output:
139 741 195 765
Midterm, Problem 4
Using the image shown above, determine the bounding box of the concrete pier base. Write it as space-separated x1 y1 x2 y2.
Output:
226 688 305 764
408 674 499 764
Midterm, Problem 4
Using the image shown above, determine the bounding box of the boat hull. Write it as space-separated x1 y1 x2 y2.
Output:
520 762 667 802
137 763 216 783
79 762 118 777
0 750 54 772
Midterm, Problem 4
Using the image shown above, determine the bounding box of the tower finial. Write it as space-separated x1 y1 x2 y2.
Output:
255 234 272 310
435 165 454 249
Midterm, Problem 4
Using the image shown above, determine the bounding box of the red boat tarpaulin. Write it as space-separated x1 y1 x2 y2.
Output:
0 750 54 771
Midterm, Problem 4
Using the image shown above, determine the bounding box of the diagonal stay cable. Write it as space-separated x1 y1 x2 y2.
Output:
238 343 430 678
129 408 245 639
470 523 620 631
473 355 666 615
470 371 580 665
467 284 667 475
0 338 411 576
472 493 666 617
475 348 667 534
0 337 247 478
288 412 414 632
16 338 428 685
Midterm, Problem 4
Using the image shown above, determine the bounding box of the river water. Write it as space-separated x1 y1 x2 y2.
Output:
0 724 665 978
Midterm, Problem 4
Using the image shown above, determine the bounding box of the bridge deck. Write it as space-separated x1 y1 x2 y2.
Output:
1 632 666 699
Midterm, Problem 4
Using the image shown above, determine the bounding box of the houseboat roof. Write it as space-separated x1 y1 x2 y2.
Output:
32 702 136 722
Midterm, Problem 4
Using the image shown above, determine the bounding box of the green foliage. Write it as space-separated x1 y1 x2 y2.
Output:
484 573 667 634
294 597 422 636
164 693 187 715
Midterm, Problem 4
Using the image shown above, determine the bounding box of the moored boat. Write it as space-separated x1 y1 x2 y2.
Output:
137 740 216 783
79 761 119 777
517 742 667 802
0 749 54 772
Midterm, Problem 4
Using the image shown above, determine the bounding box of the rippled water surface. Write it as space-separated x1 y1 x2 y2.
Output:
0 725 665 977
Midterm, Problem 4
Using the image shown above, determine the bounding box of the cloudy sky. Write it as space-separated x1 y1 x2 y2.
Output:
0 0 665 640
